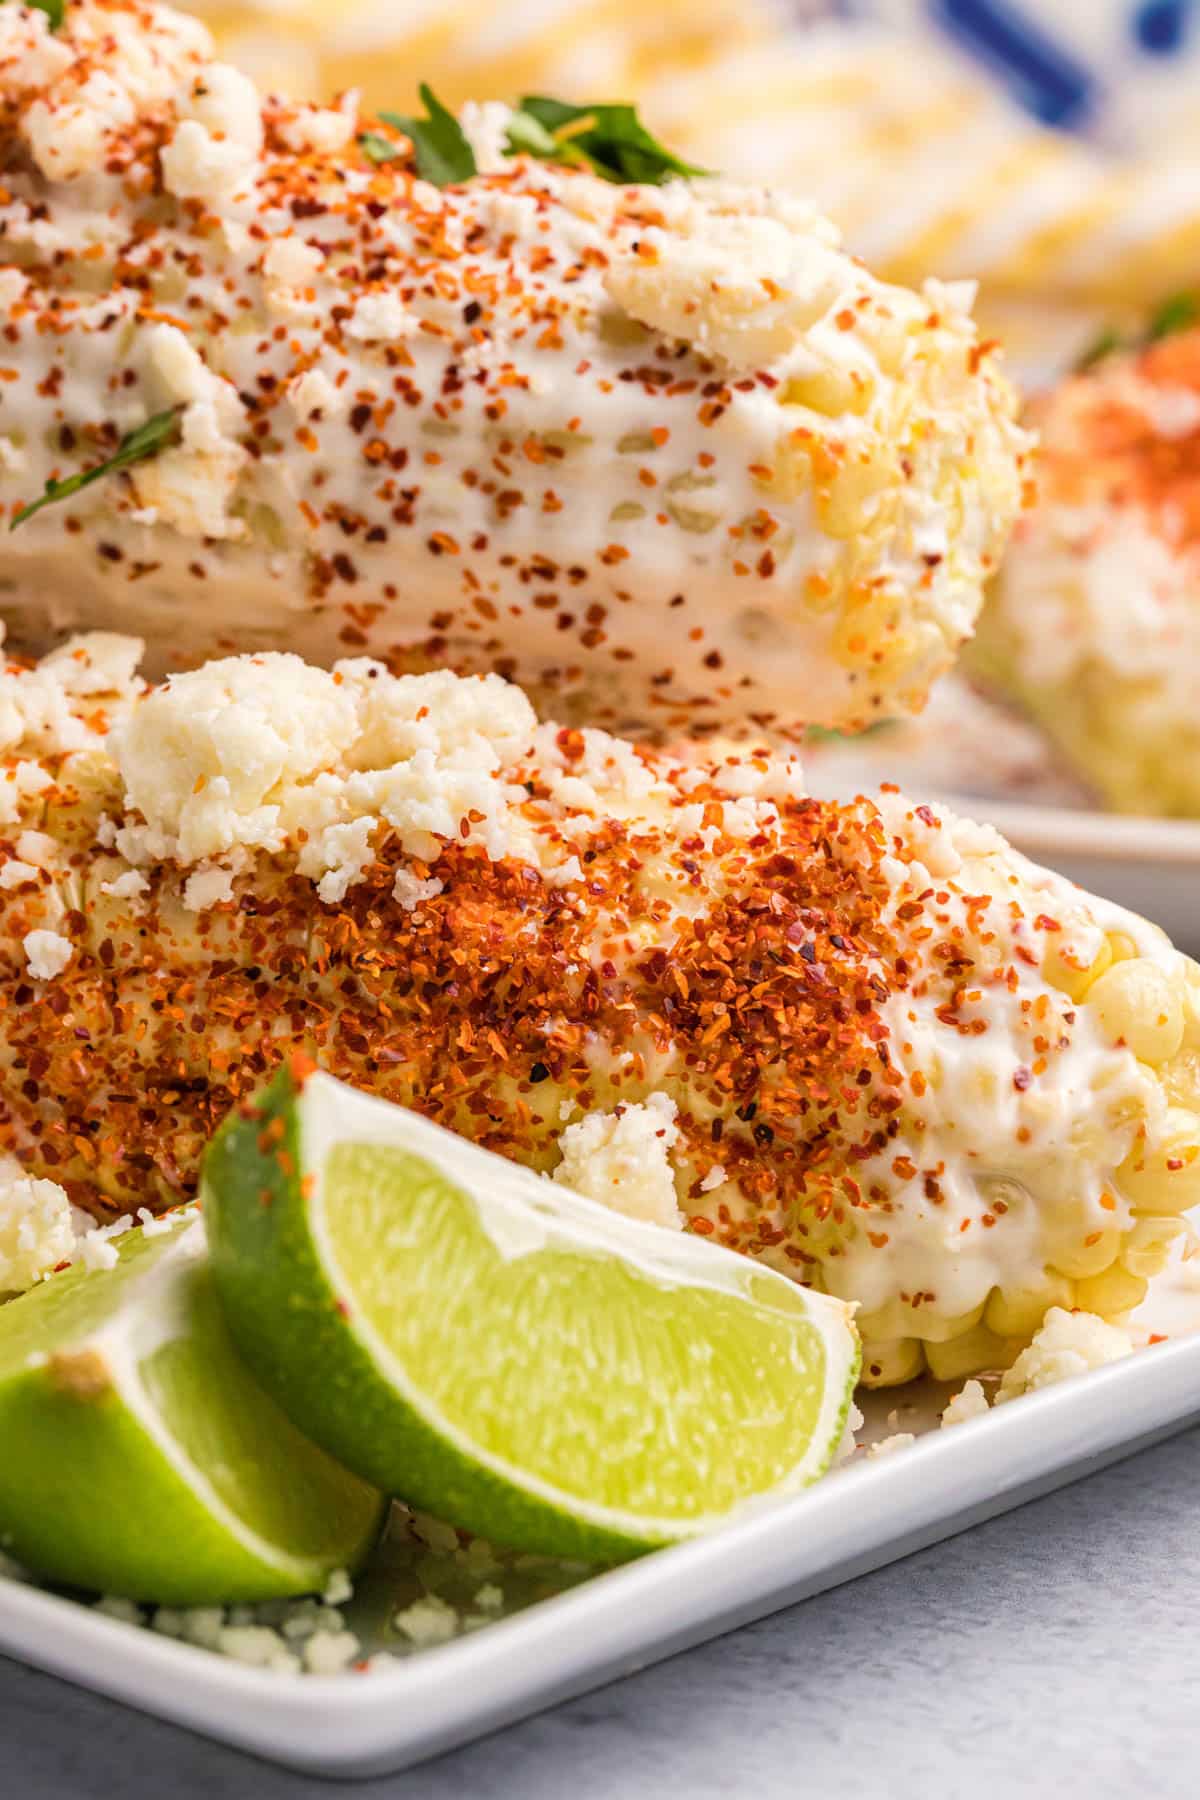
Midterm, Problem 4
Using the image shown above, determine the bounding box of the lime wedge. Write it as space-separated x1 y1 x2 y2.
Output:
0 1213 384 1603
203 1067 860 1562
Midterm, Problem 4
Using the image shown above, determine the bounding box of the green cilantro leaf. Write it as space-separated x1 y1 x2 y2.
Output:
508 95 703 186
1148 291 1200 342
377 85 476 188
503 108 561 162
21 0 65 31
1074 291 1200 374
358 129 402 166
1074 327 1122 373
10 407 183 530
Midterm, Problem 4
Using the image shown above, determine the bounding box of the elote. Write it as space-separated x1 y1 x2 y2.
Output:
0 0 1029 735
975 325 1200 816
1 633 1196 1385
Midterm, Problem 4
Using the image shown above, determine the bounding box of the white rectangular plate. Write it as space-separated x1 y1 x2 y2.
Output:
3 1334 1200 1779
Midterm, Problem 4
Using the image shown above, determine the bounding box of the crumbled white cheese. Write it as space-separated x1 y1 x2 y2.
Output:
160 63 262 201
867 1432 917 1459
24 70 136 182
136 1208 176 1238
113 654 539 892
77 1232 120 1273
458 100 516 175
940 1379 990 1428
127 325 249 540
14 765 52 798
605 203 856 372
394 1595 460 1649
302 1629 360 1675
0 1166 73 1293
392 869 444 912
287 367 344 420
213 1625 301 1674
262 235 325 295
39 632 145 698
182 864 235 912
321 1568 353 1607
149 1590 357 1677
100 869 150 903
94 1594 143 1626
0 860 38 890
997 1308 1134 1403
16 827 56 863
113 653 361 864
275 94 356 157
0 634 143 762
554 1094 682 1230
23 929 72 982
345 292 413 343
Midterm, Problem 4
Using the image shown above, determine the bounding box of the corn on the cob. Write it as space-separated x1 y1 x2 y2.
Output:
0 0 1028 736
1 633 1196 1383
974 326 1200 818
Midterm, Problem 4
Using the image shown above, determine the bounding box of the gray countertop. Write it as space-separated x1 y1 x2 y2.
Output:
6 1423 1199 1799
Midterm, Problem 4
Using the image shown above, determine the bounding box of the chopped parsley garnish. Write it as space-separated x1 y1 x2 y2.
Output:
375 85 477 188
506 96 703 186
10 407 182 530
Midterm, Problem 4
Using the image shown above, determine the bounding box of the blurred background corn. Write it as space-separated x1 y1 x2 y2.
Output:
2 636 1198 1383
972 325 1200 817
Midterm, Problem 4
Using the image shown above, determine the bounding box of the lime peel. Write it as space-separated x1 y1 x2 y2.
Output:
0 1211 384 1603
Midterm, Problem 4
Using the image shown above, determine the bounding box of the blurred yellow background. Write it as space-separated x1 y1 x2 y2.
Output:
183 0 1200 387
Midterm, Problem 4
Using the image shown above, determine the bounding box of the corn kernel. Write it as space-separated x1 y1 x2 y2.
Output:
910 1301 988 1345
1074 1263 1148 1317
859 1337 924 1388
1118 1106 1200 1215
1121 1215 1188 1281
925 1324 1021 1383
1087 957 1184 1064
857 1298 985 1345
1180 966 1200 1049
985 1272 1075 1338
1048 1227 1121 1279
1042 934 1111 1003
1162 1045 1200 1111
782 367 869 418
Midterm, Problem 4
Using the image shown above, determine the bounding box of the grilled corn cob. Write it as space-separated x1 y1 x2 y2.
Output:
0 0 1028 736
974 326 1200 817
2 633 1196 1384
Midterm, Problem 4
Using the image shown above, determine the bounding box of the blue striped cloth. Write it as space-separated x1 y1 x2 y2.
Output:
838 0 1197 138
